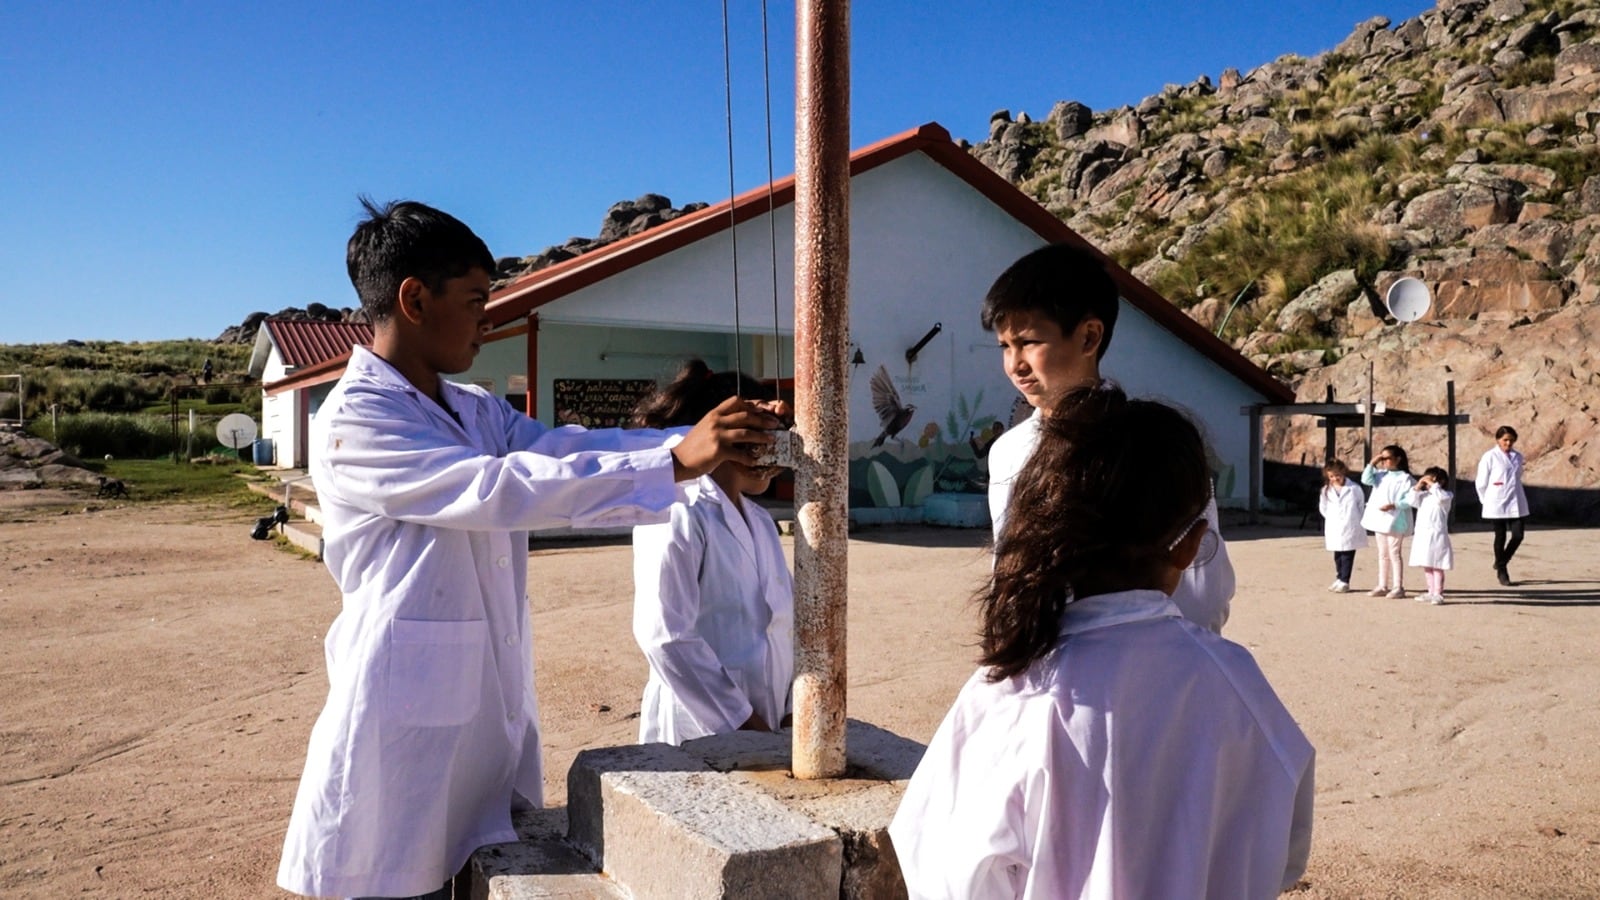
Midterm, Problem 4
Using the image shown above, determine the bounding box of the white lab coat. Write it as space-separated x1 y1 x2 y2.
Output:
632 475 794 744
1359 465 1416 536
1405 486 1454 569
1475 447 1529 519
278 347 684 899
889 590 1315 900
987 410 1236 634
1319 481 1367 552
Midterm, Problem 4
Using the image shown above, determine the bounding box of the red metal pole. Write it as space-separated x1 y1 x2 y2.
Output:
791 0 850 780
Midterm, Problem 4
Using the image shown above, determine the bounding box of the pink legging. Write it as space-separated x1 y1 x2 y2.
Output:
1375 533 1405 590
1425 567 1446 596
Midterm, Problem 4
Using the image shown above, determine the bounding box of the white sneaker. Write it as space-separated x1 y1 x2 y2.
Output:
1328 579 1343 591
1369 586 1388 597
1332 580 1350 593
1428 594 1445 606
1387 588 1407 599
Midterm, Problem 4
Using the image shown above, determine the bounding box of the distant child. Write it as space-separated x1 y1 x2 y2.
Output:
277 200 783 900
1319 459 1367 592
981 243 1235 633
1404 467 1455 605
1476 425 1530 586
1361 444 1417 599
630 360 794 744
890 384 1314 899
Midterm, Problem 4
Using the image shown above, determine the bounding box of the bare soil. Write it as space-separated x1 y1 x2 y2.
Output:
1 498 1596 898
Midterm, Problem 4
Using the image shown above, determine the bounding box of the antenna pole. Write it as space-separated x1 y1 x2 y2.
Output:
791 0 849 780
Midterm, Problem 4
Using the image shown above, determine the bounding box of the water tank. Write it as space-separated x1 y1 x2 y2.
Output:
252 437 276 466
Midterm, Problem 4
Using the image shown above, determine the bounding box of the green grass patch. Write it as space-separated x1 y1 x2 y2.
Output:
97 458 276 508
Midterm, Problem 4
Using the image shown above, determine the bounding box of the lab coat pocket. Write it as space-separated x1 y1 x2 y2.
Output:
386 618 488 727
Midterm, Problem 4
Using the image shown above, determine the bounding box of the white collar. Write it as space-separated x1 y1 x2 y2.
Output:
1058 589 1182 637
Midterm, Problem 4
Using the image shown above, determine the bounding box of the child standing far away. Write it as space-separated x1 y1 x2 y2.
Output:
277 200 785 900
982 243 1236 633
1476 425 1530 586
890 384 1314 899
1361 444 1417 599
1319 459 1367 592
1405 467 1455 605
630 360 794 745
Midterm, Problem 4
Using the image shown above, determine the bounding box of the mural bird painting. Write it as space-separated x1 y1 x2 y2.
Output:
869 364 917 448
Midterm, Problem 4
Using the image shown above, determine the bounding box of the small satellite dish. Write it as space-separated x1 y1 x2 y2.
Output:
1385 276 1432 323
216 413 258 450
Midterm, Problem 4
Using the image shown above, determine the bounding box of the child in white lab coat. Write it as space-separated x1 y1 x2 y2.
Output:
889 384 1314 900
1476 425 1530 585
630 360 794 744
1405 466 1455 605
1361 444 1417 599
277 201 784 900
1319 459 1366 593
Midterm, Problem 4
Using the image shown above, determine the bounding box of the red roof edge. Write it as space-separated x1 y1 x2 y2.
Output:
486 121 1289 405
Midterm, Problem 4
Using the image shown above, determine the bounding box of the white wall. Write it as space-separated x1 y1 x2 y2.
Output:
258 345 294 468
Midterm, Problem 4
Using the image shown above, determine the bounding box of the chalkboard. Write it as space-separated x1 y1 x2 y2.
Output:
553 378 657 428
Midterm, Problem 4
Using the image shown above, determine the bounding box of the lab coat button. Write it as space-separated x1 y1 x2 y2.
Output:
496 556 509 568
504 633 517 646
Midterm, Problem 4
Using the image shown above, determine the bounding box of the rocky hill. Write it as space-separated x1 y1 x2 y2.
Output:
966 0 1599 501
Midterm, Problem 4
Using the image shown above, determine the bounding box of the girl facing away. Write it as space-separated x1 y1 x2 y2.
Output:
1475 425 1530 586
629 360 793 745
1360 444 1417 598
889 384 1314 900
1319 459 1367 593
1405 466 1455 605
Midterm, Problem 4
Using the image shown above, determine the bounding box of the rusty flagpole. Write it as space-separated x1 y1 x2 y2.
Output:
791 0 850 780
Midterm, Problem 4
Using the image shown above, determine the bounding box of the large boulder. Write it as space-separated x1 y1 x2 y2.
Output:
1277 269 1363 335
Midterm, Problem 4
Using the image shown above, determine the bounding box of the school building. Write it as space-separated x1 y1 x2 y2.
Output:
252 122 1292 516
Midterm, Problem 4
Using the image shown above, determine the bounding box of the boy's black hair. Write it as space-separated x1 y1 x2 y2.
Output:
346 197 495 323
1423 466 1450 488
1494 425 1519 441
980 243 1120 360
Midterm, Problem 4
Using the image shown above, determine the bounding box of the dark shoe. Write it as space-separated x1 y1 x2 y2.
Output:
1496 567 1511 586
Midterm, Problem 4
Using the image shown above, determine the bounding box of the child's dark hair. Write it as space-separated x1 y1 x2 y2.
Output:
1495 425 1518 441
346 197 495 323
979 243 1120 360
1380 444 1410 473
981 383 1211 681
632 359 775 428
1423 466 1450 488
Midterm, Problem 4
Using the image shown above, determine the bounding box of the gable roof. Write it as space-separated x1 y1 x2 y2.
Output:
486 121 1292 404
263 318 374 369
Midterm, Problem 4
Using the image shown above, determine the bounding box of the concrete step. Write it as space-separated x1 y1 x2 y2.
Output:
567 742 844 899
281 520 324 560
470 808 629 900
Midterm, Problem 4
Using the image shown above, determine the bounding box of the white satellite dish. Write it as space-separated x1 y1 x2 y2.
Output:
216 413 258 450
1385 276 1433 323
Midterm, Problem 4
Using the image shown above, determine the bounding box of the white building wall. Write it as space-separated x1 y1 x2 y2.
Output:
258 346 294 468
470 150 1273 506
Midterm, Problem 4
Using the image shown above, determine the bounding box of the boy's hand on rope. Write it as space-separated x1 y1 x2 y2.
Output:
671 396 786 482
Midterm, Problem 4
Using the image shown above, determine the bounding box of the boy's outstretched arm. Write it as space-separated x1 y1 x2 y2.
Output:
670 396 788 482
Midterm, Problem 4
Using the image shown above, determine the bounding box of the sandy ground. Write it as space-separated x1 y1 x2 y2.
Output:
1 494 1597 898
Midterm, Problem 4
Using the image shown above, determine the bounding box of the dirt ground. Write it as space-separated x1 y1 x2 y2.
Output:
1 492 1597 898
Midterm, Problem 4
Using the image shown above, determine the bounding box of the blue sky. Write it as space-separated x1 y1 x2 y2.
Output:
1 1 1432 345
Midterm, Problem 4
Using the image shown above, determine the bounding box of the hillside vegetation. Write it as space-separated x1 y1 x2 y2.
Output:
966 0 1600 504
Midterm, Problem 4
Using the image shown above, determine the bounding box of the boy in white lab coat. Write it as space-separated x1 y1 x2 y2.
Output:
890 385 1314 899
277 199 784 900
983 243 1235 633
